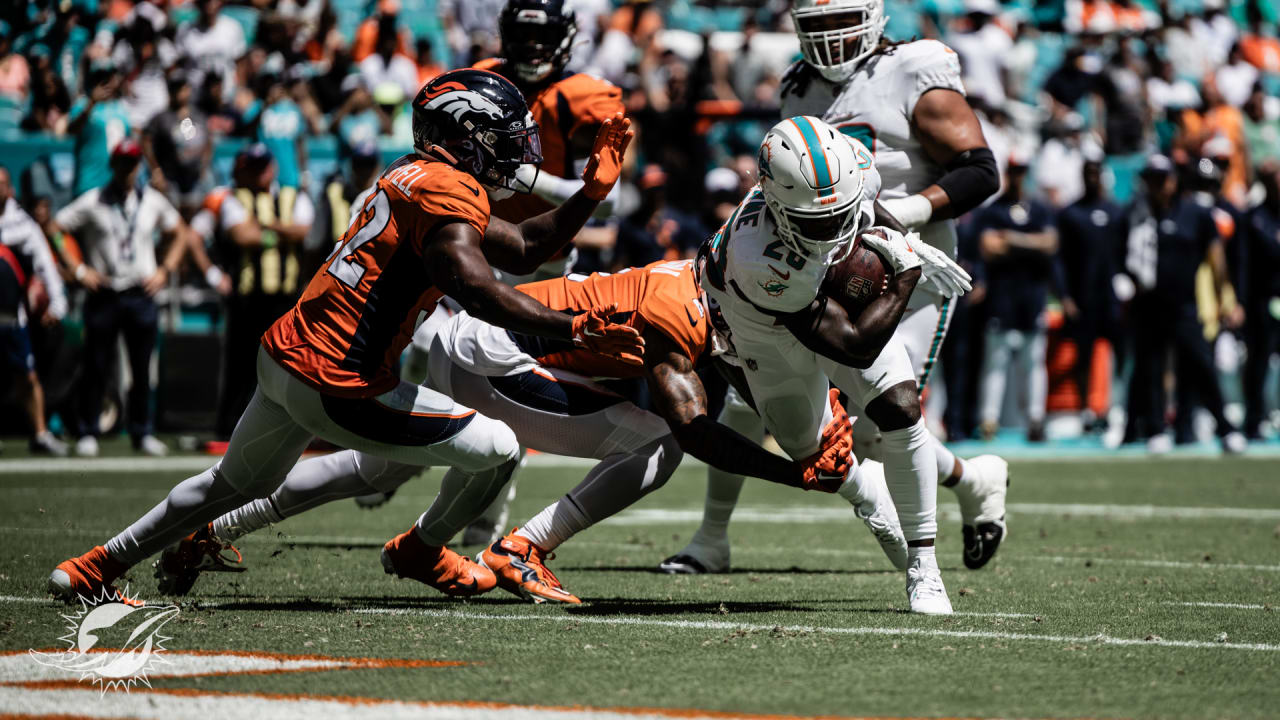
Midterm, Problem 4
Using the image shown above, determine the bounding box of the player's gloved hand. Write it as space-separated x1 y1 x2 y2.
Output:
582 114 633 201
859 227 922 274
912 237 973 298
571 302 645 365
799 388 854 492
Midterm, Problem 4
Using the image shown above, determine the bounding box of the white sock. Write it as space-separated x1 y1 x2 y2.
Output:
516 496 592 551
692 470 744 544
836 461 872 504
933 437 959 484
211 497 283 542
880 418 938 542
908 544 937 566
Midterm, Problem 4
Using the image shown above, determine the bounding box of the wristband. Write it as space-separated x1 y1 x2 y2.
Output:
880 194 934 229
261 230 278 250
205 266 225 288
74 264 88 281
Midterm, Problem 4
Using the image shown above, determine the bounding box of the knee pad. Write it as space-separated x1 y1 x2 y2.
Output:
353 452 426 493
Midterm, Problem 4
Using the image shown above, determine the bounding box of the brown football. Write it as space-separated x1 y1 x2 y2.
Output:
820 229 892 318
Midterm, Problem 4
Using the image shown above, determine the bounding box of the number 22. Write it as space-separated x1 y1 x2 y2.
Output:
327 189 390 289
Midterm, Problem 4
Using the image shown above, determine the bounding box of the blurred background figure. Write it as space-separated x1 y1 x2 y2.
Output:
1123 156 1245 454
142 74 212 221
208 143 313 441
1242 161 1280 440
46 141 188 457
0 166 67 455
975 157 1061 442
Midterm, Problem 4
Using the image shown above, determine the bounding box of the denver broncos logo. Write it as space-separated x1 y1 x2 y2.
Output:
420 86 506 123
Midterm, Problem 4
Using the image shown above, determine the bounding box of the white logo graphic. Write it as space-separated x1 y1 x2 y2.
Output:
423 90 505 123
30 588 179 694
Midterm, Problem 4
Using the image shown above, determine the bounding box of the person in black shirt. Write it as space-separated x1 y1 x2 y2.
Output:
1057 156 1125 429
1242 162 1280 439
1123 156 1246 453
975 159 1062 442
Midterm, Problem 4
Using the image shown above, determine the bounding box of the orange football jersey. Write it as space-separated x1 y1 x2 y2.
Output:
263 156 490 398
473 58 624 224
510 259 709 379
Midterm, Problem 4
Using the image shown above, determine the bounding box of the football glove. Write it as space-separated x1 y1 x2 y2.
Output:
571 303 645 366
582 114 633 201
859 227 922 274
799 388 854 492
912 237 973 298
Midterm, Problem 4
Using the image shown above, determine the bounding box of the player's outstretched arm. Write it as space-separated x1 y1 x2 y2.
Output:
643 328 844 491
482 115 633 275
784 266 921 369
427 222 642 363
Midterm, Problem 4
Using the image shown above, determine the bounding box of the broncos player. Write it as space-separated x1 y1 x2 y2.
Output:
48 69 643 604
161 258 887 603
688 117 970 613
666 0 1008 579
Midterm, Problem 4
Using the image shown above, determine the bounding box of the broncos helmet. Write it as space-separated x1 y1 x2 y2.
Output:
500 0 578 84
412 69 543 193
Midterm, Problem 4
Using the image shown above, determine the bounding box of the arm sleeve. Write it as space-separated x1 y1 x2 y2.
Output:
902 41 967 119
220 195 248 228
154 190 181 233
54 192 93 233
291 191 316 227
23 220 68 319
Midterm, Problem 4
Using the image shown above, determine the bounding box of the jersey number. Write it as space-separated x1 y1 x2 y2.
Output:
762 240 807 271
327 189 390 289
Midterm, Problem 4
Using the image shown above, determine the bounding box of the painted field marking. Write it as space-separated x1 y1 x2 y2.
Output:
350 606 1280 653
1165 601 1272 610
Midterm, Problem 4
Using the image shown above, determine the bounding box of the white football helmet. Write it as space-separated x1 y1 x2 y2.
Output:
757 116 869 262
791 0 888 82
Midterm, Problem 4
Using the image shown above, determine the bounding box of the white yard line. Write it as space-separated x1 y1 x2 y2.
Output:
349 606 1280 653
1164 601 1272 610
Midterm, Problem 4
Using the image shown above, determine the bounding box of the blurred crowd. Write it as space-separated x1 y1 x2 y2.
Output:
1 0 1279 455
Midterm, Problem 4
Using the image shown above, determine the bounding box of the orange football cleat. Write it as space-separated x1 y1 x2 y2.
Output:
154 523 246 596
479 530 580 604
381 526 496 597
48 545 143 606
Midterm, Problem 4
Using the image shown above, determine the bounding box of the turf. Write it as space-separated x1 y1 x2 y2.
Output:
2 452 1278 719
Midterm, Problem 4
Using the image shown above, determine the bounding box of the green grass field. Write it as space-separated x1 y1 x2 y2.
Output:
1 452 1278 719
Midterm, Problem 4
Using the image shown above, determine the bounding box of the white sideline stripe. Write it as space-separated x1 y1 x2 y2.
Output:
350 607 1280 653
1165 601 1271 610
0 687 742 720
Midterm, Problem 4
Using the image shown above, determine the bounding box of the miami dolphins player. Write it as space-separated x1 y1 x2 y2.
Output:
699 116 971 613
663 0 1008 579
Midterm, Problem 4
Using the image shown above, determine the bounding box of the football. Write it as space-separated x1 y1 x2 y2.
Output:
819 229 893 318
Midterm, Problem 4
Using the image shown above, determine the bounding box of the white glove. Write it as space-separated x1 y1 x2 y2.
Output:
912 238 973 298
858 227 921 274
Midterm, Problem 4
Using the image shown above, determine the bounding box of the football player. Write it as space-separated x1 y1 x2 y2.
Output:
47 69 643 604
685 116 971 613
161 257 905 602
666 0 1009 581
393 0 628 544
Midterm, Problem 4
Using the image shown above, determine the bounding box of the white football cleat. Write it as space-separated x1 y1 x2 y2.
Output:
906 553 952 615
952 454 1009 570
75 436 99 457
1222 431 1247 455
840 461 908 571
136 435 168 457
658 533 730 574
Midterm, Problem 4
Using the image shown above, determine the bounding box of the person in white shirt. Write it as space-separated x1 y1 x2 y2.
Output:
947 0 1012 108
1215 43 1259 108
176 0 247 102
0 167 69 455
48 140 189 458
358 18 421 102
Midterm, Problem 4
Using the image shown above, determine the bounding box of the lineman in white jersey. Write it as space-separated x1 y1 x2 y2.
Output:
699 116 971 613
664 0 1009 577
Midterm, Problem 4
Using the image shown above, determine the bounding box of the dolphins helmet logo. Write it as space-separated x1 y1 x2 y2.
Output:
30 588 179 694
758 140 775 180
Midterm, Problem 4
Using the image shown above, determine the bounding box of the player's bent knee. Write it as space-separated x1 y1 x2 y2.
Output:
452 416 521 473
865 380 922 432
651 434 685 490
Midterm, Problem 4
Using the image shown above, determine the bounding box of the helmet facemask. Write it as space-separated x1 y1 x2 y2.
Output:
765 188 866 265
501 8 578 84
792 2 887 82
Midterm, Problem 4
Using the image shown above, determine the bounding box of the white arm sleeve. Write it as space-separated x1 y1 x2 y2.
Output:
290 191 315 227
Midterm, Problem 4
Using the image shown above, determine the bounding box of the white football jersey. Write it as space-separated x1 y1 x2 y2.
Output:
779 60 846 120
700 164 880 336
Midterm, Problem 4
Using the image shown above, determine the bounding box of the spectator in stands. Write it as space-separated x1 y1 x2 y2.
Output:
1056 154 1125 429
0 166 68 455
352 0 414 64
614 164 705 269
0 26 29 102
1244 84 1280 166
330 76 383 157
1035 113 1095 208
177 0 247 102
1123 155 1245 454
1095 38 1147 158
68 60 130 198
1216 43 1259 109
142 74 211 219
358 15 420 102
947 0 1012 108
47 140 189 457
1043 46 1099 119
247 63 308 190
1243 161 1280 440
415 37 444 88
976 157 1061 442
1180 81 1248 209
207 144 314 439
112 11 174 129
23 5 89 99
1146 56 1200 119
22 61 72 135
1164 8 1212 81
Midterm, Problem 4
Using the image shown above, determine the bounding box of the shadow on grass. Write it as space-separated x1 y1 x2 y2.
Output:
563 596 867 617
